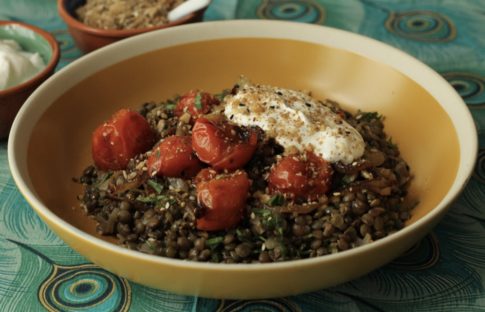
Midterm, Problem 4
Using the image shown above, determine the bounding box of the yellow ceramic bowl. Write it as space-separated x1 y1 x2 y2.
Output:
8 20 477 299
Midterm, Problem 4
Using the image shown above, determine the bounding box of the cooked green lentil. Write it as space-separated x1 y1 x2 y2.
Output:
77 85 415 263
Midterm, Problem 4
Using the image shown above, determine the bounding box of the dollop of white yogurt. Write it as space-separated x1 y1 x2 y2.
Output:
0 39 46 91
223 82 365 164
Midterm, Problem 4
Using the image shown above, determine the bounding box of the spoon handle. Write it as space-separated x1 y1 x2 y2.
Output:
168 0 211 22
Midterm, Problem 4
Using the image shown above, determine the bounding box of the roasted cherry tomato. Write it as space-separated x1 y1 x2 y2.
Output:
193 167 218 184
268 152 333 200
92 109 156 171
268 155 308 198
192 116 258 170
147 135 202 178
195 169 250 231
174 90 219 118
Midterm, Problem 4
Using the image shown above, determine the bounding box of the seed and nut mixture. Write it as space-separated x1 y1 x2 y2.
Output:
77 84 415 263
76 0 186 30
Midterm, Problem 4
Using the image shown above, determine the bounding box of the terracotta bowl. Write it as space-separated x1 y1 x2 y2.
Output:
8 21 477 299
58 0 207 53
0 21 60 139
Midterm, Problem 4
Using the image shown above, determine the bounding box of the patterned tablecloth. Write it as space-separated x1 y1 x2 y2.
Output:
1 0 484 311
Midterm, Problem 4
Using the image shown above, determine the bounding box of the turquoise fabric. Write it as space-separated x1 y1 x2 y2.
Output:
1 1 484 311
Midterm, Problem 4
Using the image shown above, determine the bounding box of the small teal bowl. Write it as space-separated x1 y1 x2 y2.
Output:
0 20 60 139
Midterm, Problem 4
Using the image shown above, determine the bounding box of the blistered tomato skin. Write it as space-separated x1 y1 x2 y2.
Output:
268 152 333 200
305 152 333 196
174 90 219 119
193 167 218 185
192 117 258 171
268 156 308 199
191 119 223 164
147 135 203 178
195 169 250 231
92 109 156 171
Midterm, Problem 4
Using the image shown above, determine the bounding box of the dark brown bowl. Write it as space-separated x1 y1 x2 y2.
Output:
58 0 207 53
0 21 60 139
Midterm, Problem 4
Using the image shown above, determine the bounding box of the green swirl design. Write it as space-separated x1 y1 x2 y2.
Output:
39 264 131 312
4 239 131 312
385 10 456 42
257 0 325 24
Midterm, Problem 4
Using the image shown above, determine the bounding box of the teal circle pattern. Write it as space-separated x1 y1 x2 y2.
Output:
385 11 456 42
39 264 130 311
442 72 485 108
257 0 325 24
55 274 111 307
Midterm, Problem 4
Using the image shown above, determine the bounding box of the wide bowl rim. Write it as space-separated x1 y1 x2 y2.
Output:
57 0 205 38
8 20 478 272
0 20 60 96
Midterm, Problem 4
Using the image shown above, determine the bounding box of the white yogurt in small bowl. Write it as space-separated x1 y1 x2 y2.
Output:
0 39 46 91
0 21 59 138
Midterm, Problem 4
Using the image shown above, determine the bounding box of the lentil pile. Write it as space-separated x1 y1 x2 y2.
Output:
77 83 415 263
76 0 185 30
